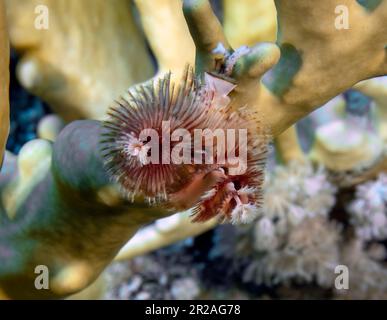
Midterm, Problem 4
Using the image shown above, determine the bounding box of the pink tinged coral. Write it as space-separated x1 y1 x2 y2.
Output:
303 172 327 197
224 46 251 75
211 42 251 76
373 212 387 228
348 174 387 241
288 205 306 226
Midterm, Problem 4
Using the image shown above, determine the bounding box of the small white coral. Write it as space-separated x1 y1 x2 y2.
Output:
264 161 336 219
347 173 387 241
253 217 278 251
241 161 340 287
171 278 200 300
253 161 337 251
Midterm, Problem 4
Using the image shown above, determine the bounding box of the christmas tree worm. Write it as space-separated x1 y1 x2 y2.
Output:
1 0 387 298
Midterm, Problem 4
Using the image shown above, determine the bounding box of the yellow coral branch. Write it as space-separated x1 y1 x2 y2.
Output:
134 0 195 82
275 125 305 164
5 0 154 120
115 211 218 261
223 0 277 47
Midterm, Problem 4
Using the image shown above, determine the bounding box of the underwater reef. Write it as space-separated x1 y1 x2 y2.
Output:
0 0 387 300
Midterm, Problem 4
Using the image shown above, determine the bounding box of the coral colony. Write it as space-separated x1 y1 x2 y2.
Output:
1 0 387 300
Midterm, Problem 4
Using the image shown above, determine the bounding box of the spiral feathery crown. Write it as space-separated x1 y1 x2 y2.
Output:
100 67 268 224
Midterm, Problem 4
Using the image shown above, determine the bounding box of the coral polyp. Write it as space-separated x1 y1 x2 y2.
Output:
100 68 268 223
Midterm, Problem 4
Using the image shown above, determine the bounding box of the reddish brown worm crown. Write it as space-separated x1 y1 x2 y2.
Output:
100 68 268 224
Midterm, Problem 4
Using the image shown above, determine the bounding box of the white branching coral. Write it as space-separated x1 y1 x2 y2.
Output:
252 161 337 251
237 161 341 288
244 217 341 288
336 240 387 300
347 173 387 241
229 162 387 297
